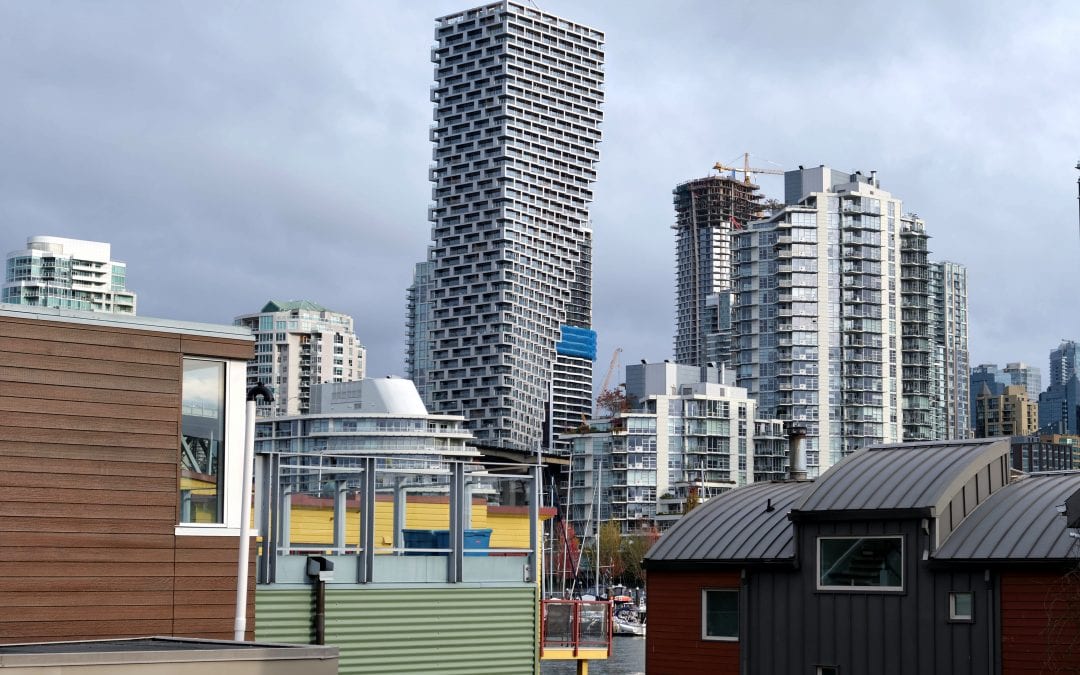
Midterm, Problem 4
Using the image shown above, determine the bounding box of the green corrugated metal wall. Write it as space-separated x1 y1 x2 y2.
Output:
257 585 538 675
256 588 313 644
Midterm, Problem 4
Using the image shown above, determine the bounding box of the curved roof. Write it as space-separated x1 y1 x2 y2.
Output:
935 472 1080 561
794 438 1010 515
645 481 811 565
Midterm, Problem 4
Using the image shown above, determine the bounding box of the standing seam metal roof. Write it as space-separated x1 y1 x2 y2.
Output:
934 472 1080 561
794 439 1009 513
645 481 811 564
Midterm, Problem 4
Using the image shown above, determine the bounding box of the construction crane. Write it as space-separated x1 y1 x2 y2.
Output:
595 347 624 417
714 152 785 186
598 347 623 395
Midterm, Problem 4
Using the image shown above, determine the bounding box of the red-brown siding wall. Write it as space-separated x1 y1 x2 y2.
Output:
647 569 740 675
0 314 252 643
1000 571 1080 674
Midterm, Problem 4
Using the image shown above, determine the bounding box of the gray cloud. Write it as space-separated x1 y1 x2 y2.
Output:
1 0 1078 383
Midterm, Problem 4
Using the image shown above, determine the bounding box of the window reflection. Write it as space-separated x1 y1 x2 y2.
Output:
181 359 225 524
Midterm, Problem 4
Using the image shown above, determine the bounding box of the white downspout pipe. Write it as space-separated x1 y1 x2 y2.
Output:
234 384 273 641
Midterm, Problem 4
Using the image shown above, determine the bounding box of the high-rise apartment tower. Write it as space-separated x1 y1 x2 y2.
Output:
3 236 136 314
931 260 969 438
406 2 604 453
733 167 969 473
235 300 366 417
672 176 762 368
734 167 906 475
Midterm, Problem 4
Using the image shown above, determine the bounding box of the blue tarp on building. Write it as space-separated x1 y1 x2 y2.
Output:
556 326 597 360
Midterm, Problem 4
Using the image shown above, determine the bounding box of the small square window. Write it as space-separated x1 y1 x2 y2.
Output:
949 591 974 621
701 589 738 641
817 667 839 675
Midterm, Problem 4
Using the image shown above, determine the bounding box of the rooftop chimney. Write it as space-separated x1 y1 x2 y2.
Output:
787 424 808 481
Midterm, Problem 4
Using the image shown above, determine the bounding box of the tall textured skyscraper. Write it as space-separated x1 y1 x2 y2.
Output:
3 236 136 314
672 176 762 367
407 2 604 453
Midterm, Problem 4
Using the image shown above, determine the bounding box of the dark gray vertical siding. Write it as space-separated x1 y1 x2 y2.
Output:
748 519 992 675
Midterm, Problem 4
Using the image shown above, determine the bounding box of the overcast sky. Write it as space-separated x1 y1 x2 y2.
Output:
2 1 1079 386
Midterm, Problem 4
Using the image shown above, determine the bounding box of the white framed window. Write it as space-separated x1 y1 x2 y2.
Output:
817 536 903 591
817 666 839 675
177 357 246 536
949 591 974 621
701 589 738 641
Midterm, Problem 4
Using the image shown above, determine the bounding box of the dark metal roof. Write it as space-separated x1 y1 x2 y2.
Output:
935 472 1080 561
645 481 811 564
794 438 1010 515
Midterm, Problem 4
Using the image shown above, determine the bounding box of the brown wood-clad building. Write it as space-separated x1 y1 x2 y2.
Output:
0 305 254 643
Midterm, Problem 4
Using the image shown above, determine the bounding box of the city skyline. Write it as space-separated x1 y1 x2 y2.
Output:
2 1 1079 386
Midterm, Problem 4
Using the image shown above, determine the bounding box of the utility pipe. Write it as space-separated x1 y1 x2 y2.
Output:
234 383 274 641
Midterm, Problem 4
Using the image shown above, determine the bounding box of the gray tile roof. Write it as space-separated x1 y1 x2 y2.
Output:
645 481 811 564
935 472 1080 561
794 438 1010 514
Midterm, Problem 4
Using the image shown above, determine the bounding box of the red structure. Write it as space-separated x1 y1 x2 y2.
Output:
646 571 738 674
1000 571 1080 673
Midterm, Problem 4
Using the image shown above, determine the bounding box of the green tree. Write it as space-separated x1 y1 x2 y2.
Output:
580 519 625 590
619 525 661 587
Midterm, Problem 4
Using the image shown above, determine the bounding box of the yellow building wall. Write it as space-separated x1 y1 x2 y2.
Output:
287 498 546 551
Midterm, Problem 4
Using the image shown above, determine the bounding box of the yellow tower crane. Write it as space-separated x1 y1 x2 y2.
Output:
713 152 786 185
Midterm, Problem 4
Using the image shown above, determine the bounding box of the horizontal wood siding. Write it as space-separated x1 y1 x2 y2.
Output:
646 569 740 675
1000 571 1080 674
0 314 252 643
173 536 256 640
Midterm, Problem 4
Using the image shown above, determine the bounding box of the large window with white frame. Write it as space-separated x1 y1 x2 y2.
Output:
701 589 739 641
181 358 226 524
178 357 245 534
817 536 903 591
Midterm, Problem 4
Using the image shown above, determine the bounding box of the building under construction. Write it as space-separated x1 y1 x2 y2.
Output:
672 175 762 367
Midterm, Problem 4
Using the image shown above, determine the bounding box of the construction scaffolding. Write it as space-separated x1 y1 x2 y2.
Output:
672 175 763 368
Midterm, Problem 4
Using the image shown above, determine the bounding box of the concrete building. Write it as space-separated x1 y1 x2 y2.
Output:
1010 433 1080 472
2 235 136 314
975 383 1039 437
564 362 787 535
254 378 479 461
733 167 906 475
900 216 933 441
672 175 762 368
970 362 1038 434
234 300 365 417
406 1 604 455
969 364 1008 430
930 261 970 439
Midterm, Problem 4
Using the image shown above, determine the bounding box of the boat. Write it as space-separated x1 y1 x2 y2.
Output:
611 594 646 636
